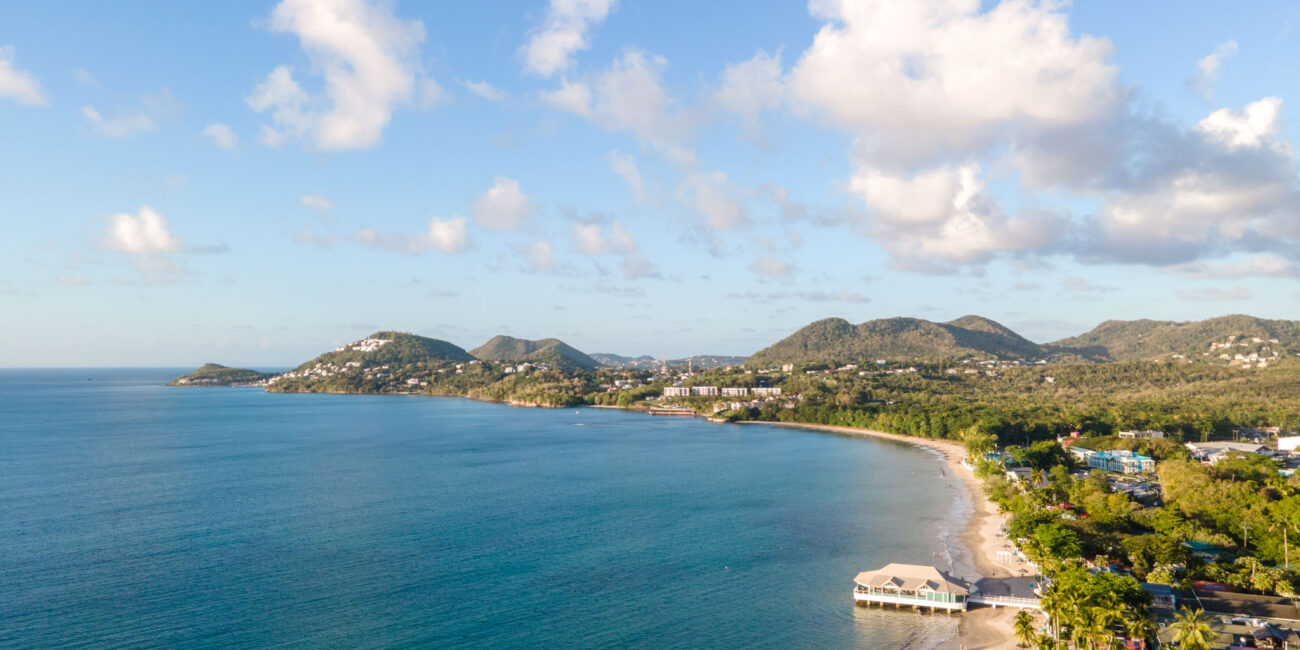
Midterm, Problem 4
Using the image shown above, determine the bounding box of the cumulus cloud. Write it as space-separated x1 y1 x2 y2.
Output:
352 216 468 255
1176 254 1298 279
716 49 785 120
105 206 182 254
249 0 430 151
605 150 645 201
571 217 659 279
200 123 238 150
789 0 1118 169
520 0 616 77
540 79 593 117
1190 39 1238 100
463 80 506 101
726 289 869 304
848 163 1066 270
473 177 534 231
0 45 47 106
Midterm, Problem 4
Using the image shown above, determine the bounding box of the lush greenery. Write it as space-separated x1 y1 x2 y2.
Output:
469 335 600 371
170 363 276 386
746 315 1046 366
1052 314 1300 362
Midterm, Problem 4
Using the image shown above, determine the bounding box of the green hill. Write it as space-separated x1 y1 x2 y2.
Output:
470 335 600 371
1049 314 1300 362
170 363 277 386
267 331 476 392
746 315 1045 366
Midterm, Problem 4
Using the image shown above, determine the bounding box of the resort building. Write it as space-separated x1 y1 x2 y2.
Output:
1117 429 1165 439
1079 449 1155 474
690 386 719 397
852 563 970 612
663 386 690 398
751 387 782 397
720 387 749 397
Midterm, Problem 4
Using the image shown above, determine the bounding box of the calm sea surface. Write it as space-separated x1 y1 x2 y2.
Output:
0 369 963 648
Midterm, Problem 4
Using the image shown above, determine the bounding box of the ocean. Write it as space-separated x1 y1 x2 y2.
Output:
0 369 964 648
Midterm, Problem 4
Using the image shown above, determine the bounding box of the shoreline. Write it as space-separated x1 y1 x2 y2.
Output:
737 421 1019 649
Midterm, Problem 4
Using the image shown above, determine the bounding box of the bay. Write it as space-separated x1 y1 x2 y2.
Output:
0 369 961 648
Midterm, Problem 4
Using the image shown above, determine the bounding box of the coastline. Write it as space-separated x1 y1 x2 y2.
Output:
737 421 1019 649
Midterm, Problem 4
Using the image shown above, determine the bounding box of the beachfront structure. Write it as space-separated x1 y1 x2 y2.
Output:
1071 448 1155 474
852 563 969 612
1118 429 1164 439
1091 450 1156 474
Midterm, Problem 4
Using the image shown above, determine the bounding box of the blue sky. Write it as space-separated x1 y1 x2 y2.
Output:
2 0 1300 367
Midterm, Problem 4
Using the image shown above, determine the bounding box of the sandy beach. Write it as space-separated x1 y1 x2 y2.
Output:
740 421 1023 649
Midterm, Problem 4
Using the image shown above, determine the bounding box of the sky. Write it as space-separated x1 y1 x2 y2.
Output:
3 0 1300 367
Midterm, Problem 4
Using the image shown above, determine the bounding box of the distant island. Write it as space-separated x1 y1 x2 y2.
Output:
169 363 277 387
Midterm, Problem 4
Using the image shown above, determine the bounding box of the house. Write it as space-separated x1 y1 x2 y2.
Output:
1140 582 1176 609
1279 435 1300 453
1069 447 1096 464
1185 441 1271 461
1118 430 1164 439
852 563 970 612
1088 450 1156 475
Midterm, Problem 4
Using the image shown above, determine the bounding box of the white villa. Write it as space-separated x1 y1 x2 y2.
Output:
1118 430 1164 439
853 563 970 612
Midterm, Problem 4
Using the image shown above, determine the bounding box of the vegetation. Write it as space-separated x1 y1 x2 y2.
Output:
470 335 600 371
1052 314 1300 362
746 315 1046 366
170 363 276 386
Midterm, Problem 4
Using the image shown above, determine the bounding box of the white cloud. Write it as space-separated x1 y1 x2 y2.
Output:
1196 97 1282 149
540 79 592 117
472 177 534 231
849 163 1064 269
1190 39 1238 100
104 206 181 254
0 45 47 106
789 0 1118 168
57 275 89 286
750 256 792 279
352 216 468 255
524 240 556 272
426 216 468 254
463 80 506 101
716 49 784 118
250 0 429 150
200 123 238 150
605 150 645 201
520 0 616 77
678 171 749 231
300 194 334 213
80 105 154 137
571 218 658 279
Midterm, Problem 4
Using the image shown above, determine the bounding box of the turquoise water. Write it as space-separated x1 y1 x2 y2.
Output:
1 369 962 648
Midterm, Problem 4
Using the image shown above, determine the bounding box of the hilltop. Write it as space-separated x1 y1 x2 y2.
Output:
746 315 1045 366
470 335 600 371
170 363 277 386
1049 314 1300 363
267 331 476 393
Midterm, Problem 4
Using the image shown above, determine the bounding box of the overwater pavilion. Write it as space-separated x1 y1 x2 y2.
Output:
853 563 970 612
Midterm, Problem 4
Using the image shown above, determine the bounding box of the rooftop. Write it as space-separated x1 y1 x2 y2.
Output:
853 563 970 597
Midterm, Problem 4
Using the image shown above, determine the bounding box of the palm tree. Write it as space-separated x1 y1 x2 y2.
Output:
1170 608 1215 650
1014 609 1036 647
